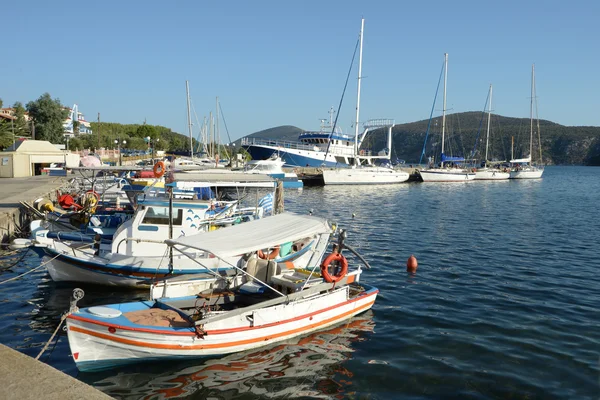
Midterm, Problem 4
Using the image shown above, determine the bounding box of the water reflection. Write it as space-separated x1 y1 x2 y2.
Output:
80 312 375 399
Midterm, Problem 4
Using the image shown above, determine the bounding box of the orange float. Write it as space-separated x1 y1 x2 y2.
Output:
320 252 348 283
153 161 166 178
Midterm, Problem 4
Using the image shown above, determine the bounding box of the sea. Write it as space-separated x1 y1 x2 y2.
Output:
0 166 598 399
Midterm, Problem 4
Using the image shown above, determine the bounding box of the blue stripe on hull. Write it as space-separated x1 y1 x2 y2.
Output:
244 145 343 167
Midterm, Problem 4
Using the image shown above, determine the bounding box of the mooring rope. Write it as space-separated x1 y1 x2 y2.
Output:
0 248 31 272
35 312 68 361
0 252 61 285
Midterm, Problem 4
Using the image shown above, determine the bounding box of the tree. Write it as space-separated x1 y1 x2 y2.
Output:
135 124 158 140
12 102 29 137
68 137 83 151
0 98 3 108
0 120 13 150
26 93 68 143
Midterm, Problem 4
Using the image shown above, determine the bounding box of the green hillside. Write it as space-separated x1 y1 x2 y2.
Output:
239 113 600 166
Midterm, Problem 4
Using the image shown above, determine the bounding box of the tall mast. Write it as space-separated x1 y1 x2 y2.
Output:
216 96 220 160
485 84 492 162
441 53 448 168
209 111 213 158
354 18 364 166
186 81 194 158
529 64 534 164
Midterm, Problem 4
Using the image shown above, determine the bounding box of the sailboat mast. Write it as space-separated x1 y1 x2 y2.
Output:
441 53 448 168
216 97 220 161
353 18 364 167
529 64 534 164
185 81 194 159
485 84 492 162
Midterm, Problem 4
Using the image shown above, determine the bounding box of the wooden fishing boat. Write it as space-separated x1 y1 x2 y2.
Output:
65 215 377 371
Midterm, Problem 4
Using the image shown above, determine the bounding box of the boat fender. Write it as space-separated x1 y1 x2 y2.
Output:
257 245 280 260
320 253 348 283
406 254 418 273
153 161 166 178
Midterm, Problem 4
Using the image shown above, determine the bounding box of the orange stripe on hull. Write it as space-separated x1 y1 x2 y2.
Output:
70 300 375 351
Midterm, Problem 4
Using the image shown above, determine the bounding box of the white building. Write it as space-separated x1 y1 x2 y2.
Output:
63 104 92 138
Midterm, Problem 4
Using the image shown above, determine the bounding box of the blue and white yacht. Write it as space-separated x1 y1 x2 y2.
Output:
242 107 356 167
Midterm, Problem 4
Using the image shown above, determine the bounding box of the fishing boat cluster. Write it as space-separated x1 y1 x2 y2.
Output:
11 163 377 371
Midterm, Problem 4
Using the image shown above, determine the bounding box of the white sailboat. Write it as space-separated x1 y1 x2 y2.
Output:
322 18 409 185
419 53 476 182
474 84 510 180
510 64 544 179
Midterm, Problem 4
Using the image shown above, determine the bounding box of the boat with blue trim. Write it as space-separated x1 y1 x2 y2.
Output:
242 107 356 167
64 215 377 371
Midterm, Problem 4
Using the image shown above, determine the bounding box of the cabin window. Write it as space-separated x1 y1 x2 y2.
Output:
142 207 183 226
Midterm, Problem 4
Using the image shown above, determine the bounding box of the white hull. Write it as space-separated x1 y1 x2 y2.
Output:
419 169 476 182
66 284 378 371
510 168 544 179
474 169 510 180
322 167 409 185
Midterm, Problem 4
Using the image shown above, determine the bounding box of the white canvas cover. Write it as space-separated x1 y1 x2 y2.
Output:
510 157 531 163
165 212 332 258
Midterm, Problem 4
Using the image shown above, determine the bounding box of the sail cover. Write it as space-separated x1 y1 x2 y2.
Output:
509 157 531 163
441 153 465 162
165 213 332 258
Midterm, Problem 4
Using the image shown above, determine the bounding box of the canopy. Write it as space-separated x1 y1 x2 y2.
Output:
165 212 332 258
441 153 465 162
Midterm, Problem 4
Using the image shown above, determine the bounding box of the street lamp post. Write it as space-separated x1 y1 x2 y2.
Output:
146 136 159 162
115 139 127 166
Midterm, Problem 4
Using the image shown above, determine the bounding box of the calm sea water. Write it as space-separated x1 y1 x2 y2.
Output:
0 166 598 399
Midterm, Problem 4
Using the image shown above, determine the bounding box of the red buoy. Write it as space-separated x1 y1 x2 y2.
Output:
406 254 418 273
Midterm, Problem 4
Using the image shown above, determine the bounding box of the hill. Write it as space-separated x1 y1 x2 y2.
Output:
239 113 600 166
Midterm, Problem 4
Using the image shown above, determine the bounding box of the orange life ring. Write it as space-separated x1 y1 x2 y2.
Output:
257 246 280 260
153 161 166 178
471 168 477 173
320 252 348 283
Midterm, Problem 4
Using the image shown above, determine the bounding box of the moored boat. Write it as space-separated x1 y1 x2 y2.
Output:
65 216 378 371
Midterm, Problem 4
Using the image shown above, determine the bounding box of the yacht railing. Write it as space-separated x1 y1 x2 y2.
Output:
241 137 359 156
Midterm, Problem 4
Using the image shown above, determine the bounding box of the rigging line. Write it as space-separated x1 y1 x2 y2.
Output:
190 100 204 153
321 37 361 166
419 59 445 165
217 101 233 145
470 92 491 159
217 101 233 161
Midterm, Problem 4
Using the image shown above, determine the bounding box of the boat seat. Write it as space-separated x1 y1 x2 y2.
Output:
245 257 279 284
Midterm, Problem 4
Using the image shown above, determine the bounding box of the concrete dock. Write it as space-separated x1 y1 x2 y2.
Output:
0 175 66 244
0 344 111 399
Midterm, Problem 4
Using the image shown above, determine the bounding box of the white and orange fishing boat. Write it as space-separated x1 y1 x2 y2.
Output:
65 213 378 371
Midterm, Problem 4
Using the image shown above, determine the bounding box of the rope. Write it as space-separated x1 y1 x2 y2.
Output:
0 248 31 271
419 59 445 165
322 37 360 166
0 252 61 285
35 312 68 361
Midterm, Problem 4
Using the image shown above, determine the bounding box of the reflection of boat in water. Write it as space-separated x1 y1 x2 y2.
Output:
80 311 375 399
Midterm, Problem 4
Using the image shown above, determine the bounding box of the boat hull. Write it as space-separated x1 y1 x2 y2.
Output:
66 284 379 371
419 169 476 182
244 144 343 168
474 169 510 180
509 168 544 179
34 232 322 287
322 167 409 185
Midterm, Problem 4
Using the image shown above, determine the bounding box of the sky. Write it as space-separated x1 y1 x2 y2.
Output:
2 0 599 142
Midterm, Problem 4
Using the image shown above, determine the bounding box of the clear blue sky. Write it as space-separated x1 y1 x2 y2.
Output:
2 0 599 141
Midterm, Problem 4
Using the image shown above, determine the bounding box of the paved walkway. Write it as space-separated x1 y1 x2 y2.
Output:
0 344 111 399
0 175 66 211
